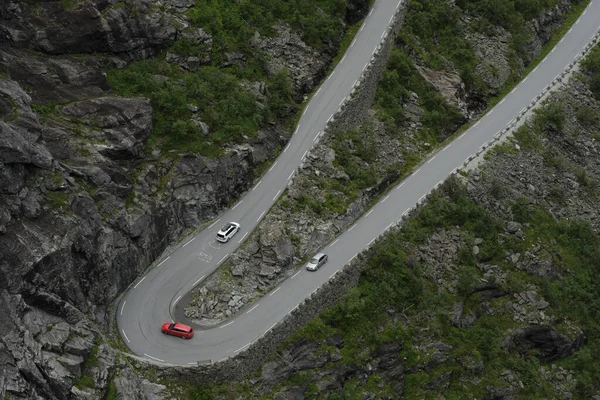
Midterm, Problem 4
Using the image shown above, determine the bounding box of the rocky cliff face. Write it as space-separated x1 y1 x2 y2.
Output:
0 0 337 398
183 0 582 329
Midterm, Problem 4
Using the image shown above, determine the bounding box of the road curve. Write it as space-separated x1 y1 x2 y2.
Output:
117 1 600 365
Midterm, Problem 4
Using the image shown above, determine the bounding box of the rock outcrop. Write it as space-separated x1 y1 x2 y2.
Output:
0 0 339 397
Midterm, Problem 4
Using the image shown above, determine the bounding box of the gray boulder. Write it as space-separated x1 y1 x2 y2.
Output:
60 97 153 160
39 322 70 353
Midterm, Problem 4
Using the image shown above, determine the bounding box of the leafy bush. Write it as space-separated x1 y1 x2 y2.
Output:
375 48 465 142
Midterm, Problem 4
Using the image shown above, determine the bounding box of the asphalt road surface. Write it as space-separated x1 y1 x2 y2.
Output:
117 0 600 365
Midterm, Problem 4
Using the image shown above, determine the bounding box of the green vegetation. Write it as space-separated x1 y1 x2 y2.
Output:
581 43 600 99
74 343 99 389
375 48 465 142
106 0 363 156
105 377 117 400
45 191 71 210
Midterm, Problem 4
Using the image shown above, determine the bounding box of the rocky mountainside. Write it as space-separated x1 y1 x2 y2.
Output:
183 0 582 328
0 0 362 398
190 44 600 399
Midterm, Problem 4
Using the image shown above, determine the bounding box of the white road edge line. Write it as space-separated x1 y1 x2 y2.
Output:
273 190 281 201
349 225 356 231
246 304 259 314
399 181 406 189
120 301 126 316
302 108 307 116
316 87 321 96
193 275 205 286
134 276 146 289
288 171 295 180
349 253 358 262
269 162 278 172
252 180 262 191
327 114 333 123
217 254 228 265
122 329 130 343
427 155 436 164
208 219 221 229
173 295 181 305
386 222 394 230
235 343 251 353
365 210 373 217
302 150 308 160
183 237 195 247
353 79 358 87
329 270 339 279
402 209 409 216
443 144 451 152
290 305 299 313
283 143 290 153
330 239 339 247
238 232 248 243
313 131 321 142
473 121 480 128
368 238 376 246
389 15 393 23
269 287 281 297
267 323 277 333
144 354 164 362
414 168 421 174
220 321 234 329
341 55 346 63
350 38 356 47
419 194 426 202
232 200 242 210
292 270 301 279
257 210 266 222
369 8 373 16
157 257 170 267
382 195 389 202
499 99 505 105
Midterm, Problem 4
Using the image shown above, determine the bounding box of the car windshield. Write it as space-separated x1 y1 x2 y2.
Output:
310 257 319 264
221 223 233 231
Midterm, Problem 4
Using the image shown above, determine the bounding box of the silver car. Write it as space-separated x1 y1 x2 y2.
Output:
306 252 328 271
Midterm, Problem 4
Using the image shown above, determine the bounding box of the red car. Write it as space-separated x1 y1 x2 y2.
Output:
161 322 194 339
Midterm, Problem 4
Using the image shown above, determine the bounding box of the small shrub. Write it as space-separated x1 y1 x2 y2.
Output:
575 105 600 127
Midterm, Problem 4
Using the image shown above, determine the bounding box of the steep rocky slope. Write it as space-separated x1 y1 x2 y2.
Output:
184 0 583 327
185 44 600 400
0 0 363 398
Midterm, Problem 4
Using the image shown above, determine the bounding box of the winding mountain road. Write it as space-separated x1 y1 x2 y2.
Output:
117 0 600 366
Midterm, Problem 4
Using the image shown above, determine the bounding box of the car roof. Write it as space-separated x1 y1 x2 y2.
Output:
221 222 237 231
173 322 192 331
314 252 326 259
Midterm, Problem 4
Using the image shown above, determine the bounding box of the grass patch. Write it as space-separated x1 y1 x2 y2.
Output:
45 191 71 210
74 343 99 390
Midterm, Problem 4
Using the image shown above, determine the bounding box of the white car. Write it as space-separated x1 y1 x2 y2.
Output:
306 252 328 271
216 222 240 243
